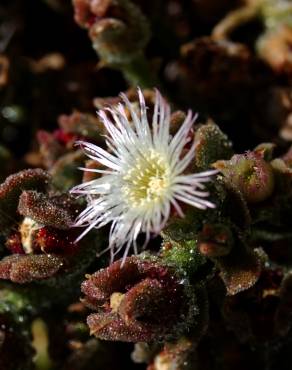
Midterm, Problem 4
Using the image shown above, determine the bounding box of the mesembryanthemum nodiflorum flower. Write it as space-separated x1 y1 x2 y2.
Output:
71 89 217 261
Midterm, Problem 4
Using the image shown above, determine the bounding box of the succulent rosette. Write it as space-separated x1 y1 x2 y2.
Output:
0 169 100 306
81 255 200 342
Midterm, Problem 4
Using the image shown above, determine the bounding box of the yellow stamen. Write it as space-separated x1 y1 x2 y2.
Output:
122 150 170 207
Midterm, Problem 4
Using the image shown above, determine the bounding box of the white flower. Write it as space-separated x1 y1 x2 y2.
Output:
71 89 217 262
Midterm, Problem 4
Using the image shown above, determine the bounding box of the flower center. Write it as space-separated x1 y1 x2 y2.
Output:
122 151 170 208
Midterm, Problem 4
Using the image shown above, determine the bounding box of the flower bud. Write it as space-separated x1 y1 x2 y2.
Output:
214 152 274 203
72 0 150 66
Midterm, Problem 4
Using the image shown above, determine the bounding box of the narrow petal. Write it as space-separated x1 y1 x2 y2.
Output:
71 88 216 263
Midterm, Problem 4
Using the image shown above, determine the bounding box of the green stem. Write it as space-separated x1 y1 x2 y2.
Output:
121 53 159 88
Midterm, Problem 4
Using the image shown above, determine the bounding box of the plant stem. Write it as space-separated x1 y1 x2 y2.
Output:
121 53 159 88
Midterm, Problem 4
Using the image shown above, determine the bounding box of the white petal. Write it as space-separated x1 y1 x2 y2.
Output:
71 88 217 262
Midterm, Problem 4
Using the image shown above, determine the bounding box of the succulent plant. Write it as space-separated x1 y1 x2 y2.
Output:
0 169 101 307
0 1 291 369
